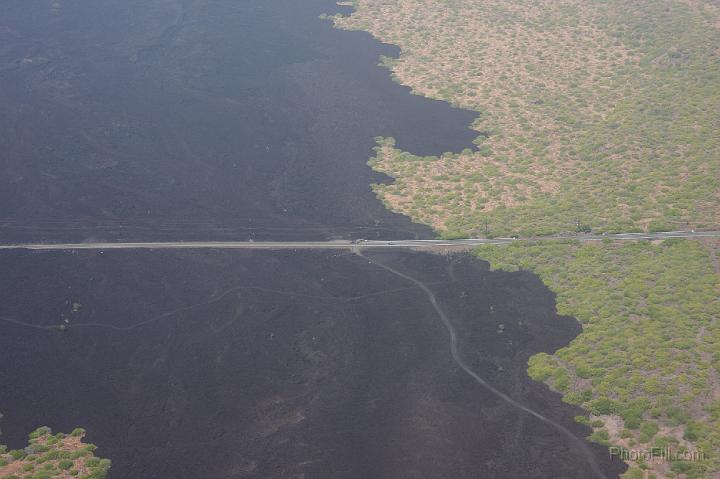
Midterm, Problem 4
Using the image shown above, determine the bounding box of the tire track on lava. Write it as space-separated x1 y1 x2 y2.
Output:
358 251 610 479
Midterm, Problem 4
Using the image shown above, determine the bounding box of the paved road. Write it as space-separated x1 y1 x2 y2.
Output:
0 231 717 251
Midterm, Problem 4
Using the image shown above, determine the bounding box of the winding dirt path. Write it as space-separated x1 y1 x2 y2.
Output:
359 251 610 479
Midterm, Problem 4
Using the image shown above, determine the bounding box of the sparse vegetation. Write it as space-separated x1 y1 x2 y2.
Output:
475 239 720 477
334 0 720 237
0 427 110 479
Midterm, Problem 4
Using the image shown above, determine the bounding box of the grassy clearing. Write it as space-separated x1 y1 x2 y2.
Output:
335 0 720 238
475 239 720 478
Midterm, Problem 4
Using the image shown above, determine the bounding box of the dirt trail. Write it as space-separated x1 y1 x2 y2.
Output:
359 251 610 479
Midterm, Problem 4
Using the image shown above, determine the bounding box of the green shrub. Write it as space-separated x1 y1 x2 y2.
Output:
683 421 706 442
588 429 610 445
9 449 26 460
666 407 690 425
574 415 590 426
638 421 659 443
588 397 618 416
28 427 51 440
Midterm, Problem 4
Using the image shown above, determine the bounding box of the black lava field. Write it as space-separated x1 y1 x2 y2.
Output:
0 1 625 477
